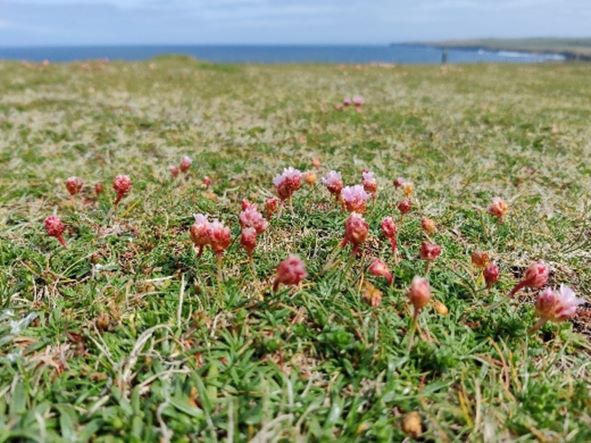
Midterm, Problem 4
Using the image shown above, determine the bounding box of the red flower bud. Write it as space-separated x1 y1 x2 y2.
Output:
273 255 307 292
510 260 550 297
179 155 192 173
240 227 257 256
368 258 393 285
65 176 83 196
408 276 432 312
397 199 412 215
44 215 67 247
419 242 442 261
341 212 369 255
484 262 500 288
112 174 132 206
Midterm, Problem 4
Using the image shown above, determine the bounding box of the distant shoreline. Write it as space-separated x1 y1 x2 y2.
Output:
407 38 591 61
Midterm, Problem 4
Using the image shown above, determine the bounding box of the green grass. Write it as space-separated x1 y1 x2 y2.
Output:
1 59 590 442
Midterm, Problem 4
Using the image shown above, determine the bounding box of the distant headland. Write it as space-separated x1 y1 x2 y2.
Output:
406 37 591 61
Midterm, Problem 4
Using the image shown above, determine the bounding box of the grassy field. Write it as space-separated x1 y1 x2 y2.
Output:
1 58 591 442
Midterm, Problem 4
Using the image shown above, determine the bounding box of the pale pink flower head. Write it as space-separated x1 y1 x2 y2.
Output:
239 205 268 234
240 227 257 257
265 197 281 218
179 155 192 173
535 285 585 323
397 199 412 215
420 242 442 261
421 217 437 235
190 213 211 256
368 258 393 285
393 177 405 188
341 185 370 213
273 255 307 291
484 262 500 288
488 197 508 220
381 216 398 252
510 260 550 297
209 220 231 256
113 174 132 205
273 167 303 201
408 276 432 312
341 212 369 255
65 176 83 196
343 96 352 107
362 170 377 194
44 215 66 247
169 165 180 178
322 170 344 196
353 95 364 107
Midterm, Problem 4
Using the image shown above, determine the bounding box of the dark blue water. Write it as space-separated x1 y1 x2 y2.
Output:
0 44 565 64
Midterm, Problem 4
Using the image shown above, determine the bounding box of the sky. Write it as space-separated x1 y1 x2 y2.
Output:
1 0 590 46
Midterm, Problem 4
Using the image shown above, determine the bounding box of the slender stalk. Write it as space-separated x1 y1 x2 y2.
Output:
406 308 420 353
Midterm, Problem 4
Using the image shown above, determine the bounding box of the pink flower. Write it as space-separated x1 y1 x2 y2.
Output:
343 96 352 107
510 260 550 297
190 213 211 256
488 197 508 220
368 258 393 285
353 95 364 107
44 215 66 247
241 199 254 210
203 176 212 188
209 220 231 256
397 199 412 215
180 155 192 173
381 216 398 252
273 167 303 201
341 212 369 255
239 205 268 234
65 176 83 196
265 197 280 218
169 165 179 178
484 262 500 288
322 170 344 197
535 285 585 323
408 276 432 312
241 227 257 257
393 177 405 188
341 185 370 213
273 255 307 292
112 174 132 206
362 170 377 194
420 242 442 261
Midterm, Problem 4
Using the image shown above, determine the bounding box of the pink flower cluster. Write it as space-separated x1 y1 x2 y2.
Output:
341 185 370 213
273 167 303 201
190 214 231 257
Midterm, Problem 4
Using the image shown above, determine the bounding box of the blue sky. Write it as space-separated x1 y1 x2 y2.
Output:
1 0 590 46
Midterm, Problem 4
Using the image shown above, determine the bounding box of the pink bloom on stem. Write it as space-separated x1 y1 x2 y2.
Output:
341 185 370 213
535 285 585 323
65 176 83 196
273 167 303 201
190 213 211 256
209 220 231 256
273 255 307 292
488 197 508 221
408 276 432 313
484 262 500 288
362 170 377 195
112 174 132 206
179 155 192 173
240 227 257 257
343 96 352 107
265 197 280 218
203 176 212 188
353 95 364 108
169 165 180 178
239 205 268 234
420 242 442 261
397 199 412 215
381 216 398 252
393 177 405 188
341 212 369 255
44 215 67 247
510 260 550 298
322 170 344 197
368 258 393 285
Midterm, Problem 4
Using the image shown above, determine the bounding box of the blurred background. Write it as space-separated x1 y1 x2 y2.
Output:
1 0 590 63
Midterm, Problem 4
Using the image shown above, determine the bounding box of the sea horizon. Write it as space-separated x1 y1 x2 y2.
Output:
0 43 566 64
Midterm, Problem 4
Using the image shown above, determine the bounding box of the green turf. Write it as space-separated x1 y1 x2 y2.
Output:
1 58 590 442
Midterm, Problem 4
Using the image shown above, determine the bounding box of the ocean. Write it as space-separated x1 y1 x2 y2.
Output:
0 44 565 64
